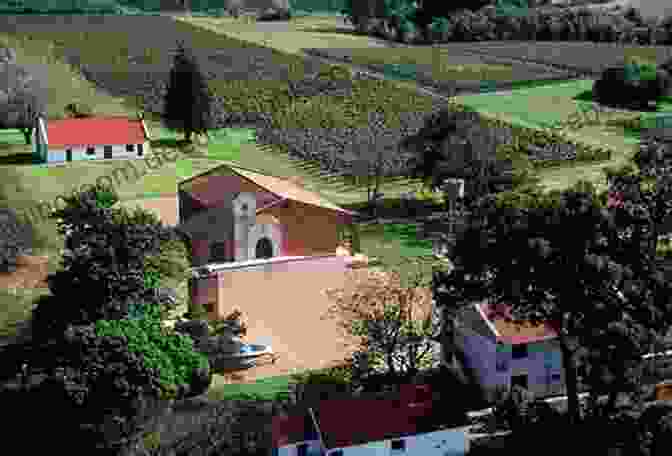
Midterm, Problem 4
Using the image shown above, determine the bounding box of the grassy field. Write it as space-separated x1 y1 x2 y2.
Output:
177 14 671 195
1 14 665 257
3 13 661 398
452 78 672 194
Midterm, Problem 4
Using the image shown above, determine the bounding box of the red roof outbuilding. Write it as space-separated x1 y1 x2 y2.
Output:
45 117 148 147
312 385 436 450
272 385 437 451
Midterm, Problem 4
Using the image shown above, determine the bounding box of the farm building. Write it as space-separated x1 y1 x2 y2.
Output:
32 115 151 164
177 163 360 266
272 384 470 456
177 162 367 320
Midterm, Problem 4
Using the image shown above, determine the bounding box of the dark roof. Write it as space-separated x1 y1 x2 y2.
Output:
272 410 320 447
313 385 435 450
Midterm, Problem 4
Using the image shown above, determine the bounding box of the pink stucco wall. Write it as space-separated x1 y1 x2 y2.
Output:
190 255 356 320
190 223 289 266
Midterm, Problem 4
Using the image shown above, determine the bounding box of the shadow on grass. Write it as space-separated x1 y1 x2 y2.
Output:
380 223 433 249
293 25 360 35
150 138 185 149
0 152 38 166
572 89 664 113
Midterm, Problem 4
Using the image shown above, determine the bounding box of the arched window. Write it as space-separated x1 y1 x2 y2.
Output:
255 237 274 259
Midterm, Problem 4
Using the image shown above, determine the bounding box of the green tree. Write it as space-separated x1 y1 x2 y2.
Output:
0 61 48 145
163 40 214 144
434 180 672 426
0 182 210 454
323 267 440 388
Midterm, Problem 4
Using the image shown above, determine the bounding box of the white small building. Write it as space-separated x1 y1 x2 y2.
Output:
32 114 151 164
272 385 469 456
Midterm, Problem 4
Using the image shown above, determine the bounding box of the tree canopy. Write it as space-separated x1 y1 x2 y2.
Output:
0 182 209 454
0 62 48 144
433 178 672 427
162 40 214 143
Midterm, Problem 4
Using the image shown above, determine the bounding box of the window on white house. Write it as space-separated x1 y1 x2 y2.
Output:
126 144 134 152
391 439 406 451
511 374 528 389
86 147 95 155
137 143 143 156
512 344 528 359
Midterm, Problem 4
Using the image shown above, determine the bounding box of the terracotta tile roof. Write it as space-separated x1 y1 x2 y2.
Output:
45 117 148 147
478 302 557 345
229 166 357 216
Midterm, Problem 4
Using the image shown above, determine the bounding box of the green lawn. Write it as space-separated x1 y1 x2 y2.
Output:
453 78 672 193
0 130 28 145
207 374 297 402
0 288 49 340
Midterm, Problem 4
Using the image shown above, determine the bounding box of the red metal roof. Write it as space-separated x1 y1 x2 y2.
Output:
314 386 435 450
479 302 557 345
272 411 320 447
45 117 148 147
272 385 436 450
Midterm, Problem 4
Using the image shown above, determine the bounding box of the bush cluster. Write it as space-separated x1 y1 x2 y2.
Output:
348 1 672 45
95 299 209 400
593 59 672 110
0 206 35 274
0 182 209 453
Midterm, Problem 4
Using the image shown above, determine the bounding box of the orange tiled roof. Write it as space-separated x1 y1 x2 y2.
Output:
479 302 557 345
230 166 356 216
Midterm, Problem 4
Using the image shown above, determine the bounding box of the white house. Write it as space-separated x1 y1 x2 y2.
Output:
272 385 469 456
451 301 565 401
32 114 151 163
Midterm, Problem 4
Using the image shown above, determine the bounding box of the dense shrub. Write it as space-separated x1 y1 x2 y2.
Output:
350 1 665 44
95 299 210 400
593 62 671 110
63 101 94 118
400 107 518 198
0 182 211 453
0 323 169 453
0 206 35 273
418 0 493 21
148 398 278 456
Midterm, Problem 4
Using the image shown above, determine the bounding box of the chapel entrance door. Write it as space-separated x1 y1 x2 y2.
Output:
255 237 274 259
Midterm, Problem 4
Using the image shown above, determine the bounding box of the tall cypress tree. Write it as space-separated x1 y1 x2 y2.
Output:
163 40 213 143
